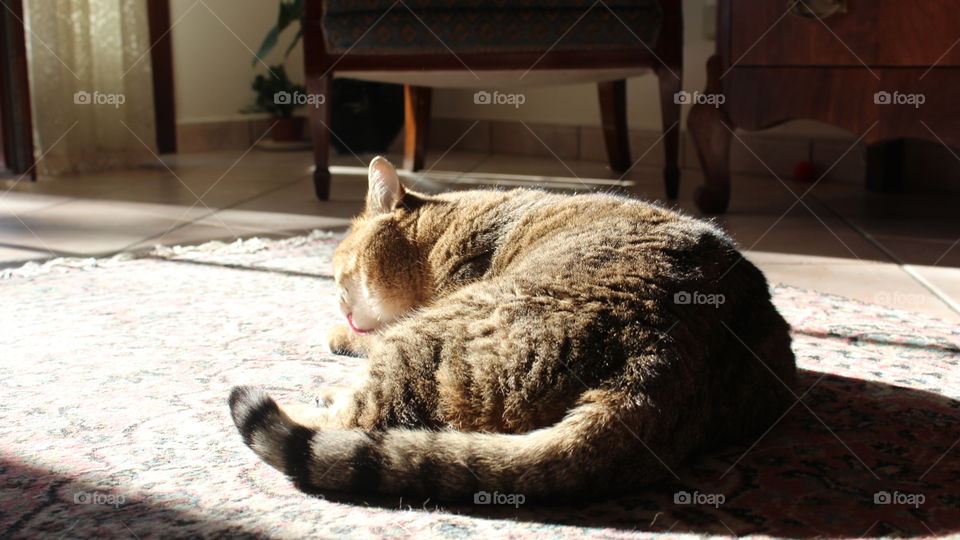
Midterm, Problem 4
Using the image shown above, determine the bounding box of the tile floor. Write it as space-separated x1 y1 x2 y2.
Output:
1 148 958 322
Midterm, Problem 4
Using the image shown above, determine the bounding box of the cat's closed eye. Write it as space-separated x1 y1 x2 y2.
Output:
449 250 494 284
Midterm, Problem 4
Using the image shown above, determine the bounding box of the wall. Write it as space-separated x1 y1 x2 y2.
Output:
170 0 305 125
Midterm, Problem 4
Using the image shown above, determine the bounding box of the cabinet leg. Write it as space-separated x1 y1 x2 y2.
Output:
866 139 905 192
688 55 732 214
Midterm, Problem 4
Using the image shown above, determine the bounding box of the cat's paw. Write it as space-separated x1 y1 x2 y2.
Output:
327 324 367 357
314 385 350 407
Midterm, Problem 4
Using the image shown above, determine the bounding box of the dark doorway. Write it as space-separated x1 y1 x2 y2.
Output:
148 0 176 154
0 0 35 178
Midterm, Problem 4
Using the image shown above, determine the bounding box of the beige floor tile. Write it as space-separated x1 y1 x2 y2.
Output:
715 210 892 264
0 199 202 255
127 223 256 252
4 169 168 198
466 154 632 193
100 176 305 209
905 264 960 315
196 208 350 235
577 127 672 170
420 150 489 175
0 192 72 216
654 170 821 218
729 132 811 179
823 190 960 245
811 182 960 224
759 262 959 321
327 150 488 179
161 149 310 171
490 121 579 160
233 178 364 217
868 236 960 268
811 138 866 185
0 244 53 266
429 119 491 153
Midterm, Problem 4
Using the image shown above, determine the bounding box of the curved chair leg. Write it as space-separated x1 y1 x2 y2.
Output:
688 55 732 214
598 80 631 173
403 85 432 172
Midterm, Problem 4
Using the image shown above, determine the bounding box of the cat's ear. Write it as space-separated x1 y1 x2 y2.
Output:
366 156 405 215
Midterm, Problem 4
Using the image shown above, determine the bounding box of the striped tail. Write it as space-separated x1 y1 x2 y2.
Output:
228 385 675 502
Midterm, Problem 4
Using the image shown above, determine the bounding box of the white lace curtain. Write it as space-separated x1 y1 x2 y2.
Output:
23 0 157 175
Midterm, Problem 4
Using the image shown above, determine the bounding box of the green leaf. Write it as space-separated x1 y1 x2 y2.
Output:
252 26 280 66
252 0 305 65
284 25 303 58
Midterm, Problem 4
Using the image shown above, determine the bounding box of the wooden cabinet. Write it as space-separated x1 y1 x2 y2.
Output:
689 0 960 212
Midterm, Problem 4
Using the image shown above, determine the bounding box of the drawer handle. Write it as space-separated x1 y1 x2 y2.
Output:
788 0 847 19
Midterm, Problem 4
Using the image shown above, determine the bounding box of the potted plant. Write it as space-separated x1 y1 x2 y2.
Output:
241 1 305 142
243 64 306 142
247 0 403 151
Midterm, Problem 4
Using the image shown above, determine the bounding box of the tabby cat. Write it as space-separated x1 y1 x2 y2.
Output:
229 156 796 502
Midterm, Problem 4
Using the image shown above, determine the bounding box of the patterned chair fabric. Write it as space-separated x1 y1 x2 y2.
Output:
322 0 663 55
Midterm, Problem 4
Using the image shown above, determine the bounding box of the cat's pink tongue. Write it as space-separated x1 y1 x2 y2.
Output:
346 313 370 335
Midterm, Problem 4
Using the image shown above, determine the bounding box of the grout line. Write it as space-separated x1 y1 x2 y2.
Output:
811 192 960 317
113 172 315 255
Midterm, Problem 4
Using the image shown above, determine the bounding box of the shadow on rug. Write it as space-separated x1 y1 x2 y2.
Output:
1 232 958 538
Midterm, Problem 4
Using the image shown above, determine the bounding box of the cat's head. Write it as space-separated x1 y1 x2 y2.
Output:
331 157 430 333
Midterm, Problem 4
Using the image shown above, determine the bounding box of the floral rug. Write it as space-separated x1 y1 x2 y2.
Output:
1 231 958 539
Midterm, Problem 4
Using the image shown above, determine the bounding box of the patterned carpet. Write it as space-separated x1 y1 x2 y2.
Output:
1 231 958 539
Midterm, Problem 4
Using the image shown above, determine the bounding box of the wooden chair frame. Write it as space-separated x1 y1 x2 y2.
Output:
303 0 682 200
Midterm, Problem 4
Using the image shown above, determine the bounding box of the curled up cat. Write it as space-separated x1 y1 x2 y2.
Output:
228 156 796 502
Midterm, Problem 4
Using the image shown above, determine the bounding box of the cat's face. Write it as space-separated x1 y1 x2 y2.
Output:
331 157 427 333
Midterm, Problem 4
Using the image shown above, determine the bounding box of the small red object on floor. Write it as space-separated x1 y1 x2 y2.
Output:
793 161 817 182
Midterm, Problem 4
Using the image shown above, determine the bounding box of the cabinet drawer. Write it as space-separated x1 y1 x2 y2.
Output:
729 0 960 67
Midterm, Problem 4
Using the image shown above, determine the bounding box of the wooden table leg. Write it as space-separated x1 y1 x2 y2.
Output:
403 85 431 172
598 80 631 174
656 68 682 199
306 72 332 200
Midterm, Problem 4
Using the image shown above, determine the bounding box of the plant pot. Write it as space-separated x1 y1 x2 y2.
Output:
270 116 305 142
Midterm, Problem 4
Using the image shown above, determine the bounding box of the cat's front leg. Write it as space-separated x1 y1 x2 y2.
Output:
327 324 374 357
